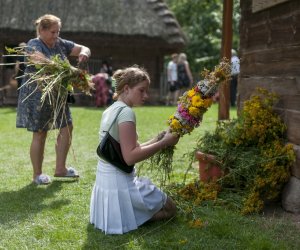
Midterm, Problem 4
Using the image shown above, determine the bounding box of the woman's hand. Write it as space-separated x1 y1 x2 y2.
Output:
160 130 179 148
77 46 90 69
157 130 167 141
78 54 88 62
71 44 91 62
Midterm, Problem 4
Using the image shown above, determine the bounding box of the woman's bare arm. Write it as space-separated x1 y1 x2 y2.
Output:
70 43 91 62
119 122 178 165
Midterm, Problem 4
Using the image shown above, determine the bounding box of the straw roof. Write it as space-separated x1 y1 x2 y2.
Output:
0 0 186 48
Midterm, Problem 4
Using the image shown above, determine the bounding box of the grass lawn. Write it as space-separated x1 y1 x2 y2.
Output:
1 104 300 250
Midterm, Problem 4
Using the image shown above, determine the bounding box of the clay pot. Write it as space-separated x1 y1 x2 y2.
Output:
195 151 223 182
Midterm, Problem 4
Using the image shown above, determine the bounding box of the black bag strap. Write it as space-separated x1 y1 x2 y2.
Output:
105 106 126 133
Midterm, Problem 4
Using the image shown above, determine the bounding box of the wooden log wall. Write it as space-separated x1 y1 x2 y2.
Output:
239 0 300 177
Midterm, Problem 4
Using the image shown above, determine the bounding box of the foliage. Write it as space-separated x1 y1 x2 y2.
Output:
181 88 296 214
165 0 240 75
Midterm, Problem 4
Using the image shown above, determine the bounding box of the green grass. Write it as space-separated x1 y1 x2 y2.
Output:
1 105 299 250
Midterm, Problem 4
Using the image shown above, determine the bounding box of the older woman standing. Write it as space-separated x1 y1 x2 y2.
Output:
16 14 91 185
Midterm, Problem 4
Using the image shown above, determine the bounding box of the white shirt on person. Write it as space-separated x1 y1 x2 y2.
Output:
99 101 135 142
231 55 240 76
167 61 178 81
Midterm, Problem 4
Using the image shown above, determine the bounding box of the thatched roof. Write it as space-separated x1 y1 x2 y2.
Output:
0 0 186 48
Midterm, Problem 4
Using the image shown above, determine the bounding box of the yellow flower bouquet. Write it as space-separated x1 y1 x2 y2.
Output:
148 58 231 185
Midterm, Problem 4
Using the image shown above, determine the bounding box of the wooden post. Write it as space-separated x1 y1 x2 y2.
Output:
219 0 233 120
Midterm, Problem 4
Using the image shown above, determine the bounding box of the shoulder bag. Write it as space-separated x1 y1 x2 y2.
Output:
96 106 134 173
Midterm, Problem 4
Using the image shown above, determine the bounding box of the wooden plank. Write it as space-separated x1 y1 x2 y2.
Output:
237 77 300 128
241 5 300 49
238 78 300 142
252 0 290 13
241 47 300 76
238 77 300 96
276 95 300 111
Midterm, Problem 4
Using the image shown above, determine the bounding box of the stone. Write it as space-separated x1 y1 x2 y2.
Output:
282 176 300 213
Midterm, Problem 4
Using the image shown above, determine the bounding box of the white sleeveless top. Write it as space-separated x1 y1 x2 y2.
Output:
99 101 135 142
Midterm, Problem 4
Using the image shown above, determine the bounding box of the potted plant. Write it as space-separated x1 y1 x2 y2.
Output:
195 145 223 183
185 88 296 214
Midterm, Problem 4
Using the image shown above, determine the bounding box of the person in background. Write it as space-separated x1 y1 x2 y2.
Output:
16 14 91 185
166 53 180 105
92 72 109 107
90 66 179 234
100 60 114 106
230 49 240 107
100 60 113 77
93 60 114 107
177 53 193 95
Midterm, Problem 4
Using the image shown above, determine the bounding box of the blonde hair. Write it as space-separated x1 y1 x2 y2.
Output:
35 14 61 37
112 65 150 100
178 53 187 63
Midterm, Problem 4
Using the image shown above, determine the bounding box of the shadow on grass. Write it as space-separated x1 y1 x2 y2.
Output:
82 223 139 249
0 180 71 226
82 216 177 249
0 107 17 114
82 221 152 249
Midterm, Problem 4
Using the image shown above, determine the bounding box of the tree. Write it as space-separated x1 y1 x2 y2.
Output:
166 0 240 78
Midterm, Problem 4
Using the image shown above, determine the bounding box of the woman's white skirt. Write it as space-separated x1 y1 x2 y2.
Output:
90 160 167 234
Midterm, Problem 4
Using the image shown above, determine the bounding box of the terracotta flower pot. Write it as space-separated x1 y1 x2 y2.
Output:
195 151 223 182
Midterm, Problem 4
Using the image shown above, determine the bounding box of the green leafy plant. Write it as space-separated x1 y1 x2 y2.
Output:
182 88 296 214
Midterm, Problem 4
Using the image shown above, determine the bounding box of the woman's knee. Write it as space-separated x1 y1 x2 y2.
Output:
59 124 73 137
32 131 47 143
164 197 177 217
150 197 176 221
64 124 73 133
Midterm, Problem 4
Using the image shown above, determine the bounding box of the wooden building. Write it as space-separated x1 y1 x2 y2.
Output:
0 0 186 106
239 0 300 210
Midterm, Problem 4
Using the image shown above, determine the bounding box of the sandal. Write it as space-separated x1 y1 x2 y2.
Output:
54 167 79 178
33 174 51 185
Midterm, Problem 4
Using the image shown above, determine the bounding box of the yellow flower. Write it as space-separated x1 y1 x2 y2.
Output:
179 239 188 245
189 106 200 117
170 118 182 130
191 95 204 107
189 219 204 228
203 98 213 108
187 89 196 97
